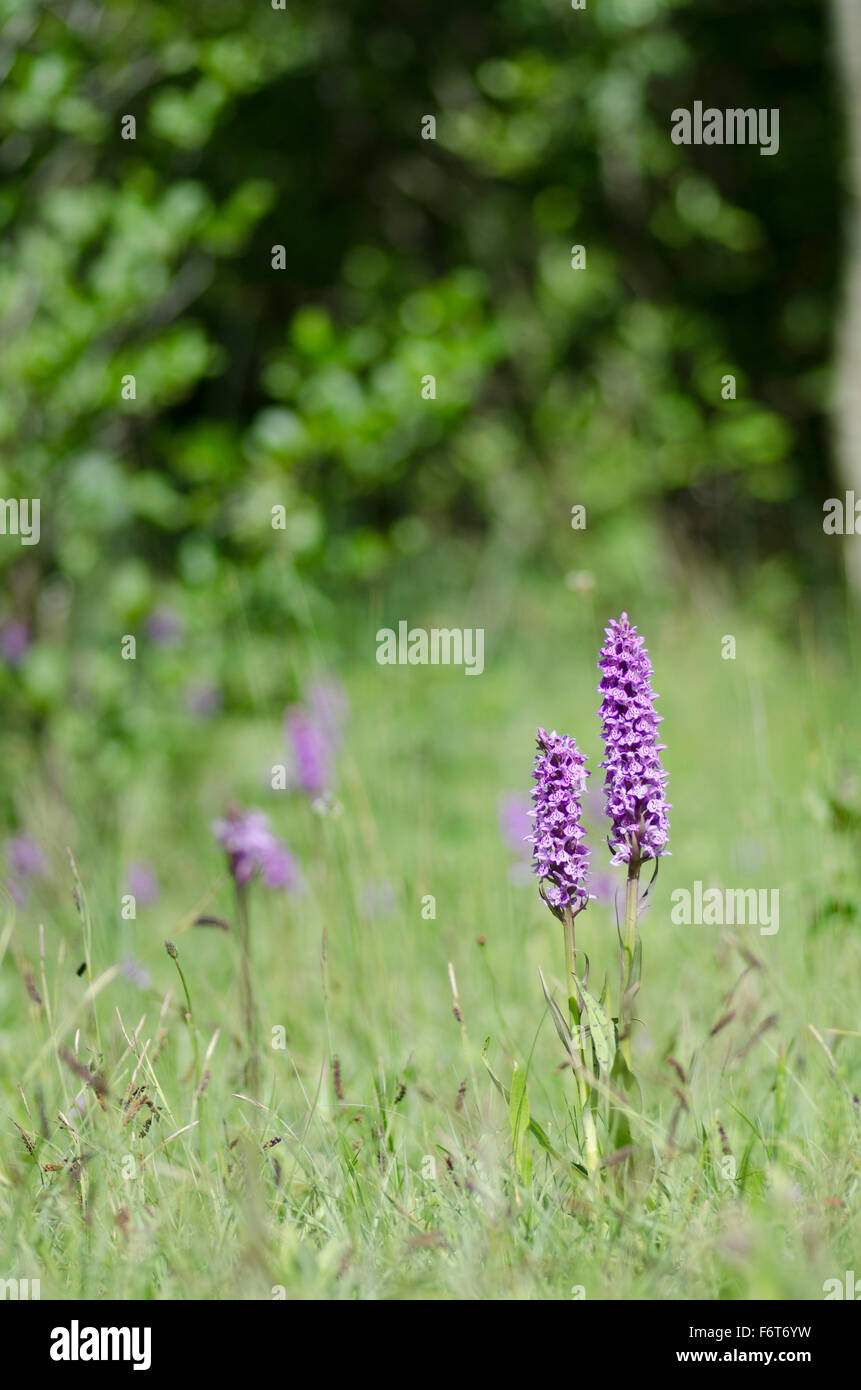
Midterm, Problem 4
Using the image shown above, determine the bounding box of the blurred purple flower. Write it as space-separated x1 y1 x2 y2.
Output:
120 955 151 990
0 621 30 667
6 877 28 904
6 835 47 878
498 793 533 860
305 678 349 747
146 607 185 648
365 879 396 917
583 785 605 824
126 861 159 904
184 681 222 720
260 841 298 890
285 705 331 796
590 872 616 907
212 807 298 892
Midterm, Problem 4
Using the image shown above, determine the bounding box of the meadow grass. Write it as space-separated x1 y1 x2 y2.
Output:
0 578 859 1299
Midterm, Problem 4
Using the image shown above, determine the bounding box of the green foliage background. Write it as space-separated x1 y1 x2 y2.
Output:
0 0 843 731
0 0 858 1304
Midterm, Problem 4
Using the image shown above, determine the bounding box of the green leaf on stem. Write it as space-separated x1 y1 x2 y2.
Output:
580 984 617 1074
509 1063 533 1185
480 1039 567 1163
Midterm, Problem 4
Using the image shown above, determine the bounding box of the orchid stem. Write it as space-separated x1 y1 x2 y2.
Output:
620 857 641 1070
562 907 600 1175
236 882 259 1094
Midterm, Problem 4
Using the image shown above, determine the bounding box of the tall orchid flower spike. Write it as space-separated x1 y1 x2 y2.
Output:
529 727 592 921
598 613 670 1065
597 613 670 870
529 727 600 1173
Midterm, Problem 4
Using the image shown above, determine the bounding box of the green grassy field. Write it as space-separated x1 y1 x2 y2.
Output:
0 579 859 1300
